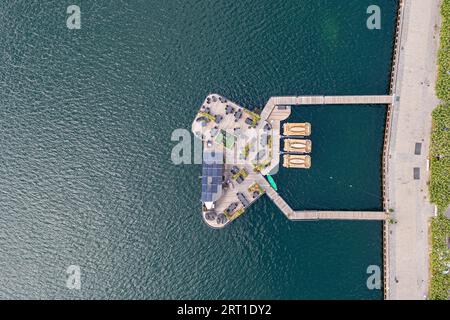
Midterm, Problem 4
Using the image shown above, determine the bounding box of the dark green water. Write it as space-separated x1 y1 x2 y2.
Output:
0 0 397 299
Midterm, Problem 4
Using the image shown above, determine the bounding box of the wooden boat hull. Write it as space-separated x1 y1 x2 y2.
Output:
283 154 311 169
283 123 311 136
283 139 312 153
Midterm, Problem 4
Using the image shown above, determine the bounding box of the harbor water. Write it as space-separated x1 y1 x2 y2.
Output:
0 0 397 299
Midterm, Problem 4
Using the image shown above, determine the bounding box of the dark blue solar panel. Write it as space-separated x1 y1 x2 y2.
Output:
201 152 224 202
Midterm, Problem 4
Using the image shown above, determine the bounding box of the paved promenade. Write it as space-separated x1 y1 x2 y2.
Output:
387 0 441 300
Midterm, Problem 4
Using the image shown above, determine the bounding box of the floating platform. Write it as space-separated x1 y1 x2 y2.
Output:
192 94 394 228
283 122 311 136
283 154 311 169
283 139 312 153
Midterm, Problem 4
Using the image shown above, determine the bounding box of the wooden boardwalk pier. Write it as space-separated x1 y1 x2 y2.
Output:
265 95 393 108
261 95 392 122
291 210 387 221
256 176 386 221
194 93 392 226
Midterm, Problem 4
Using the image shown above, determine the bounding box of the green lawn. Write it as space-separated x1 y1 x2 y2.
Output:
215 130 236 149
436 0 450 102
429 105 450 300
429 0 450 297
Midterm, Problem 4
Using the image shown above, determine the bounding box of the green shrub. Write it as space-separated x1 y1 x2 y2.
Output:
429 105 450 209
429 212 450 300
429 0 450 300
436 0 450 103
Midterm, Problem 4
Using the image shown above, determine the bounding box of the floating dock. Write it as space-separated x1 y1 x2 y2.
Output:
192 94 393 228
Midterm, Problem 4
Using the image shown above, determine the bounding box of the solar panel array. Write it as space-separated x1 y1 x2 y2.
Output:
201 153 223 203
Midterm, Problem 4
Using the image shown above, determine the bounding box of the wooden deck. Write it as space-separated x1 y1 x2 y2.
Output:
194 94 391 227
264 95 393 108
